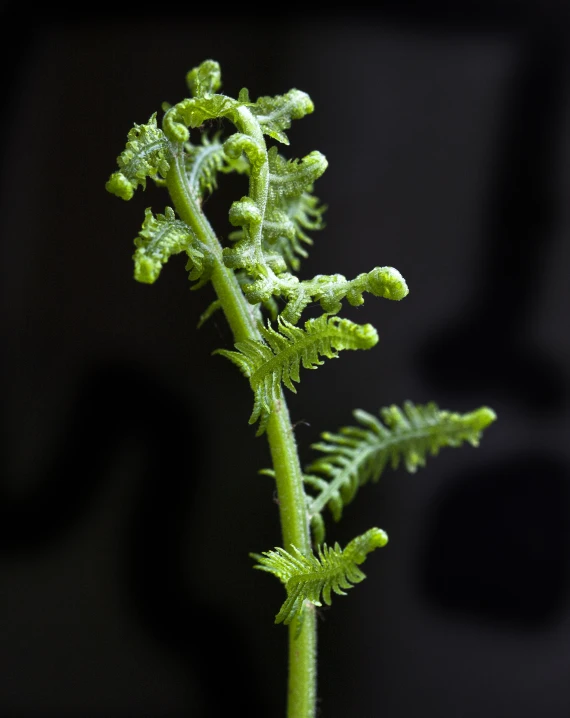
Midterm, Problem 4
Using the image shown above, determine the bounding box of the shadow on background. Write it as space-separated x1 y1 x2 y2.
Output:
0 362 268 717
411 4 570 647
420 453 570 629
417 18 568 413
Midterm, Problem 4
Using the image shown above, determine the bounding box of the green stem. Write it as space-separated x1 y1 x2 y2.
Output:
267 400 316 718
166 146 317 718
166 149 257 342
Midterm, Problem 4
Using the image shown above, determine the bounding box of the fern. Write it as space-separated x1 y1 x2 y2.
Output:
251 527 388 625
249 88 315 145
162 85 313 146
221 144 328 279
132 206 211 288
266 146 327 203
105 113 171 201
305 401 497 543
105 59 498 717
264 264 409 325
184 132 249 198
186 58 222 97
159 60 409 327
216 314 379 435
227 146 328 273
271 190 326 272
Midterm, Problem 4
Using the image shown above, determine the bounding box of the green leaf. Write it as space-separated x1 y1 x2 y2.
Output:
105 114 170 200
184 132 249 198
267 146 328 202
186 59 222 97
215 314 379 435
251 527 388 625
229 186 326 275
251 89 315 145
163 95 240 143
281 265 409 324
305 402 497 542
223 148 328 279
133 206 211 287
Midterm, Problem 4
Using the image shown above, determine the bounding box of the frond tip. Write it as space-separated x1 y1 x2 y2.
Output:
105 114 170 200
132 206 212 288
251 527 388 625
305 401 497 543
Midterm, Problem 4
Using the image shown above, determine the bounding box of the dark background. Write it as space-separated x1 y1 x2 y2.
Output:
2 3 570 717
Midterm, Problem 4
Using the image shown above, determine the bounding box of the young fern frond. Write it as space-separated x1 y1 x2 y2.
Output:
158 60 408 326
215 314 379 435
305 401 497 543
266 146 328 204
249 89 315 145
163 81 313 146
234 271 280 323
227 146 328 273
221 146 328 277
186 59 222 97
132 206 212 288
272 190 327 272
184 132 249 198
184 59 313 145
228 191 325 273
105 113 171 201
162 61 321 288
266 265 409 325
251 527 388 625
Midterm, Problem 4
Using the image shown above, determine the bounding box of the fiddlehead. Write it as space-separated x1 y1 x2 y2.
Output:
261 189 327 273
249 87 315 145
215 314 379 435
104 60 408 322
265 265 409 325
162 65 316 291
133 207 212 288
225 144 409 321
226 145 328 275
186 58 222 96
251 527 388 625
105 114 171 201
305 402 497 543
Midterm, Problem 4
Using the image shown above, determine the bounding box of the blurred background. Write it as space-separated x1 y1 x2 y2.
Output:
2 3 570 717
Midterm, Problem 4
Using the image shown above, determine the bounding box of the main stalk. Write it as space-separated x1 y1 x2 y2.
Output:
166 151 317 718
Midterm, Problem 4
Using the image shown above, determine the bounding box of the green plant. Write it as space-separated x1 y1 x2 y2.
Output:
105 59 496 718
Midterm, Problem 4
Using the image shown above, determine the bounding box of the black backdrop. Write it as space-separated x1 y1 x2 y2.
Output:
2 3 570 717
